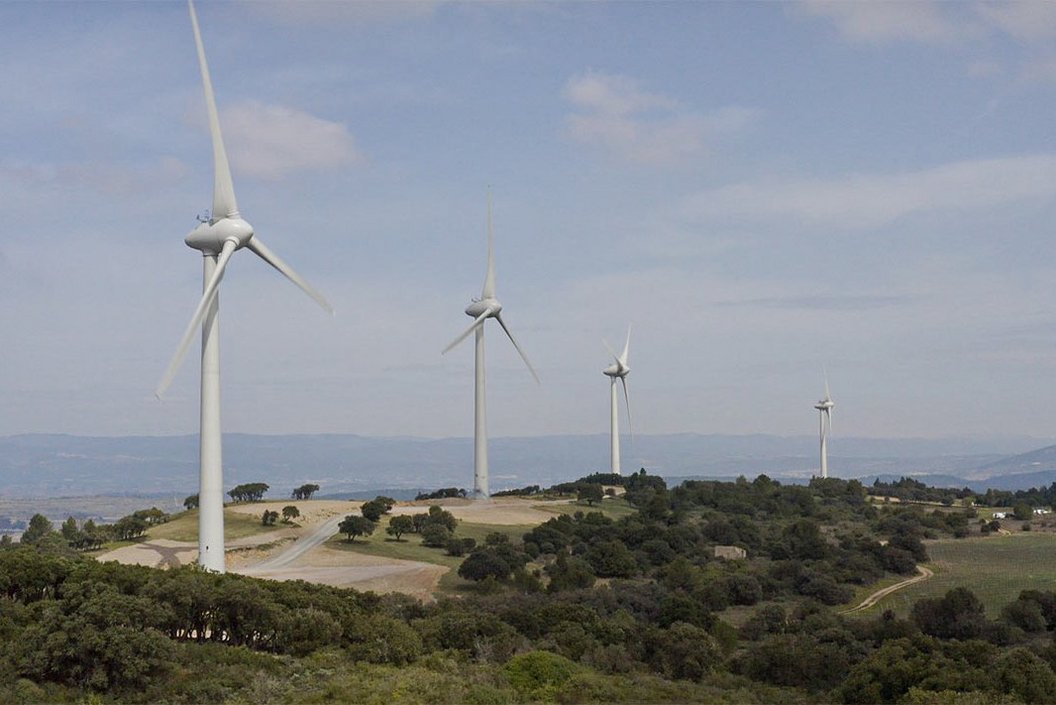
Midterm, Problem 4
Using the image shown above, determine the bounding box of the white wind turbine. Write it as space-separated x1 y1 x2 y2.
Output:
602 326 632 476
814 376 835 479
442 193 538 499
154 0 333 573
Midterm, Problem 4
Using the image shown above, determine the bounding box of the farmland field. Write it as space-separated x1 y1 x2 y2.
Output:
147 508 278 542
869 533 1056 616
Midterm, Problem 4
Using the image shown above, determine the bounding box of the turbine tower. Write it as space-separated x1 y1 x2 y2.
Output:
442 193 538 499
814 377 835 479
155 0 333 573
602 326 632 476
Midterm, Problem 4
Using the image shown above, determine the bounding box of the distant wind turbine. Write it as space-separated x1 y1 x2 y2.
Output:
154 0 333 573
602 326 632 476
814 375 835 479
442 192 538 498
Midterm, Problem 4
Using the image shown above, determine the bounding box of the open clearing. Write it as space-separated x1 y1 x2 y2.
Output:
96 496 570 598
862 533 1056 616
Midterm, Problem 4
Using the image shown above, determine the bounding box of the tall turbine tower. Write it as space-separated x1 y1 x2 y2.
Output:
602 326 632 476
814 378 835 479
155 0 333 573
442 193 538 498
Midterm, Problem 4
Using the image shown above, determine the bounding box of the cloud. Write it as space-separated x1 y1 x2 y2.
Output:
244 0 443 26
797 0 974 44
221 101 362 179
563 71 758 166
976 2 1056 41
716 294 917 311
680 154 1056 230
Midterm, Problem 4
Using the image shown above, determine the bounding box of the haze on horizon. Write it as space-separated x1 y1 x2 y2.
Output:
2 1 1056 443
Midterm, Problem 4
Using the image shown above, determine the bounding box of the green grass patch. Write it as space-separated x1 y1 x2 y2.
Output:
147 508 279 542
532 497 637 520
869 533 1056 617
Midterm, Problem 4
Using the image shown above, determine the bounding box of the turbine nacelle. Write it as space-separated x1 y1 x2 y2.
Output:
185 216 254 255
815 399 834 412
466 297 501 318
603 362 629 378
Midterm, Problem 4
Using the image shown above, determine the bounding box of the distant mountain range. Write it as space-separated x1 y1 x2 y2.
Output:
2 432 1056 500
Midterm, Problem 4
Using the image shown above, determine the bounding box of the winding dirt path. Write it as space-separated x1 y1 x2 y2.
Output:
841 565 934 614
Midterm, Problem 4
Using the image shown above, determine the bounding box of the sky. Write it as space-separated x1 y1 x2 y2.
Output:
2 0 1056 441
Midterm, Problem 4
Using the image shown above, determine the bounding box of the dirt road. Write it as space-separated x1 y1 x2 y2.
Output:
841 565 934 614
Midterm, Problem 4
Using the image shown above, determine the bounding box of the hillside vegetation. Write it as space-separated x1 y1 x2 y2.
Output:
2 472 1056 703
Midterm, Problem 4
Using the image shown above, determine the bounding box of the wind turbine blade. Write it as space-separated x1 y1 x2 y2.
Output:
442 307 492 355
189 0 238 220
246 238 333 314
481 190 496 300
155 239 237 397
620 376 632 438
602 338 620 365
620 324 631 365
827 408 833 437
494 312 539 383
824 367 831 401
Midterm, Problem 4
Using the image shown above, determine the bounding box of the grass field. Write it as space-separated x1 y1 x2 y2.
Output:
147 508 279 542
868 533 1056 616
533 497 637 520
326 517 536 593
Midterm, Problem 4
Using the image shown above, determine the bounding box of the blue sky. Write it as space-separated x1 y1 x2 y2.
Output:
2 0 1056 441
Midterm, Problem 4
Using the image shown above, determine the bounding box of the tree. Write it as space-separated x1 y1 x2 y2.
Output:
60 517 80 543
292 483 320 500
183 494 199 510
228 483 270 503
421 523 452 548
21 514 53 545
339 515 375 542
361 500 385 522
545 553 596 592
578 483 604 506
261 510 279 526
458 548 512 583
281 505 300 523
1013 503 1034 521
386 515 413 541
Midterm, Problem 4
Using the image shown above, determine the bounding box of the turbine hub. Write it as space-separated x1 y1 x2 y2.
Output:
185 216 254 254
603 363 629 378
466 297 500 318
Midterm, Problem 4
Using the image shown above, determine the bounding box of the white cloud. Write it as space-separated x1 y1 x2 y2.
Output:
976 2 1056 41
221 101 362 180
680 154 1056 230
244 0 443 26
563 71 757 166
797 0 974 44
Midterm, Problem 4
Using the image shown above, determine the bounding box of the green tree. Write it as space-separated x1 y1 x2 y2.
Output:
261 510 279 526
281 505 300 523
1012 503 1034 521
339 515 375 542
421 523 452 548
183 494 199 510
545 553 596 592
386 515 413 541
60 516 80 543
21 514 53 545
292 483 320 500
578 483 604 506
458 548 512 582
228 483 270 503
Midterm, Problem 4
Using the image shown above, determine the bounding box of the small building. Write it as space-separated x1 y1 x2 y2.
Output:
1034 508 1051 516
992 512 1008 519
714 545 747 560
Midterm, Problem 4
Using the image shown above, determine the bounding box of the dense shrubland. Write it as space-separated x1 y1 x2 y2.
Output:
2 473 1055 703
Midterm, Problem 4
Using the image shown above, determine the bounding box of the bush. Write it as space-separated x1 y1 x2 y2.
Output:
503 650 578 698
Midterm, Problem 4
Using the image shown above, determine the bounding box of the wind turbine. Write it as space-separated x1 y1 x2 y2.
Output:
814 376 835 479
442 193 538 499
154 0 333 573
602 326 632 476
